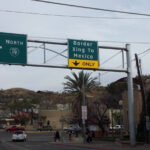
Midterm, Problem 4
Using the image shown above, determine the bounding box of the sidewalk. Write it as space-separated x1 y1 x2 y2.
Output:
50 137 150 150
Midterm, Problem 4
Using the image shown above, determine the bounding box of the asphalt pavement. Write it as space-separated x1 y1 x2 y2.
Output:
0 130 150 150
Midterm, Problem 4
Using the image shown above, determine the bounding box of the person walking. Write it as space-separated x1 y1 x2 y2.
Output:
68 130 72 141
54 130 60 142
86 130 92 143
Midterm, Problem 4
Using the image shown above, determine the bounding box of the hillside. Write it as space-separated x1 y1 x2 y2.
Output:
0 86 110 110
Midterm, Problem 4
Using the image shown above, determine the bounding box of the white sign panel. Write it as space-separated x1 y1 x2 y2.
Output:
82 106 87 120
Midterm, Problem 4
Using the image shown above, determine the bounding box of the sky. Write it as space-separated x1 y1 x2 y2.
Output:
0 0 150 92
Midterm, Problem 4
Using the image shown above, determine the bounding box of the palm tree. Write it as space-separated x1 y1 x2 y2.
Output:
63 71 98 124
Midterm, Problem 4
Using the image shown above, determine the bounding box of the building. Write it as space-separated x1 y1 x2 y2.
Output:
39 104 72 129
122 90 142 131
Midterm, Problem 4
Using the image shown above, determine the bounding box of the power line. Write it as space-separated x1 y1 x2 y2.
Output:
98 41 150 45
29 36 66 41
139 49 150 58
33 0 150 17
137 48 150 56
29 36 150 45
2 9 150 20
101 48 150 76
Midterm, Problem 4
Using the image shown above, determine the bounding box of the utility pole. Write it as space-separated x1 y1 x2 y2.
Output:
135 53 148 143
139 59 142 75
126 44 136 146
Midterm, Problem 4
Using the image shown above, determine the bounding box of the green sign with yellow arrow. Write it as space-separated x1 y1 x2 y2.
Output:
68 39 99 69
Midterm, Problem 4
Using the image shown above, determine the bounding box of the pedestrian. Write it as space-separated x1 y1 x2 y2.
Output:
87 130 92 143
92 131 95 138
68 130 72 141
54 130 60 142
75 130 78 137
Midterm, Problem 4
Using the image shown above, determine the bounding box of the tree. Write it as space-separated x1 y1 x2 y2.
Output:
38 116 47 127
106 82 127 102
12 113 30 126
112 112 123 125
136 90 150 142
59 115 67 129
7 98 39 125
63 71 98 124
87 91 111 136
8 99 36 113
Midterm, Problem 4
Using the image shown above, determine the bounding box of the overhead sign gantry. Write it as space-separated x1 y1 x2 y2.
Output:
0 32 135 146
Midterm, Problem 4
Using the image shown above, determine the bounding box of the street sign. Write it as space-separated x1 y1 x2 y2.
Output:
0 32 27 64
68 39 99 69
82 105 87 120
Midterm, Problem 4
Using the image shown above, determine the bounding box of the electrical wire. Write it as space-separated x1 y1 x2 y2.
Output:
29 36 150 45
29 36 66 41
101 48 150 76
137 48 150 56
33 0 150 17
2 9 150 20
139 49 150 58
98 41 150 45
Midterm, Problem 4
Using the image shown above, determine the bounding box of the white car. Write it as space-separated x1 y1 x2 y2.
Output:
63 125 81 133
12 131 27 142
112 125 123 130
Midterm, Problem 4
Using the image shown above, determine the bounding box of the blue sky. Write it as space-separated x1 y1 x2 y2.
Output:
0 0 150 92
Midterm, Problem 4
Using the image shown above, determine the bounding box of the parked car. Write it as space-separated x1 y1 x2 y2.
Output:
6 125 25 132
110 125 123 130
63 125 81 133
12 131 27 142
37 125 52 131
0 124 6 129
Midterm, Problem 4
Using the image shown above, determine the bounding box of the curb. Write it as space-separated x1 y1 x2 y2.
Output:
50 142 115 150
25 131 55 134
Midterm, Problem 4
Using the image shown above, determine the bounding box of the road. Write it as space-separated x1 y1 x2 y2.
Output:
0 130 150 150
0 130 91 150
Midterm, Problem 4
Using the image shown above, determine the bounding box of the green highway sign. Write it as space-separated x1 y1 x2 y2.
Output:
68 39 99 69
0 32 27 64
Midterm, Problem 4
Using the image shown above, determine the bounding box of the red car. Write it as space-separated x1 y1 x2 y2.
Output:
6 126 25 132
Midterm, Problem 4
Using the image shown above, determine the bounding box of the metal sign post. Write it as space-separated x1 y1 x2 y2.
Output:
82 70 87 143
126 44 136 146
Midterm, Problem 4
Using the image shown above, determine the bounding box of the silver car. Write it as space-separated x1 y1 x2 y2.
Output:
12 131 27 142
